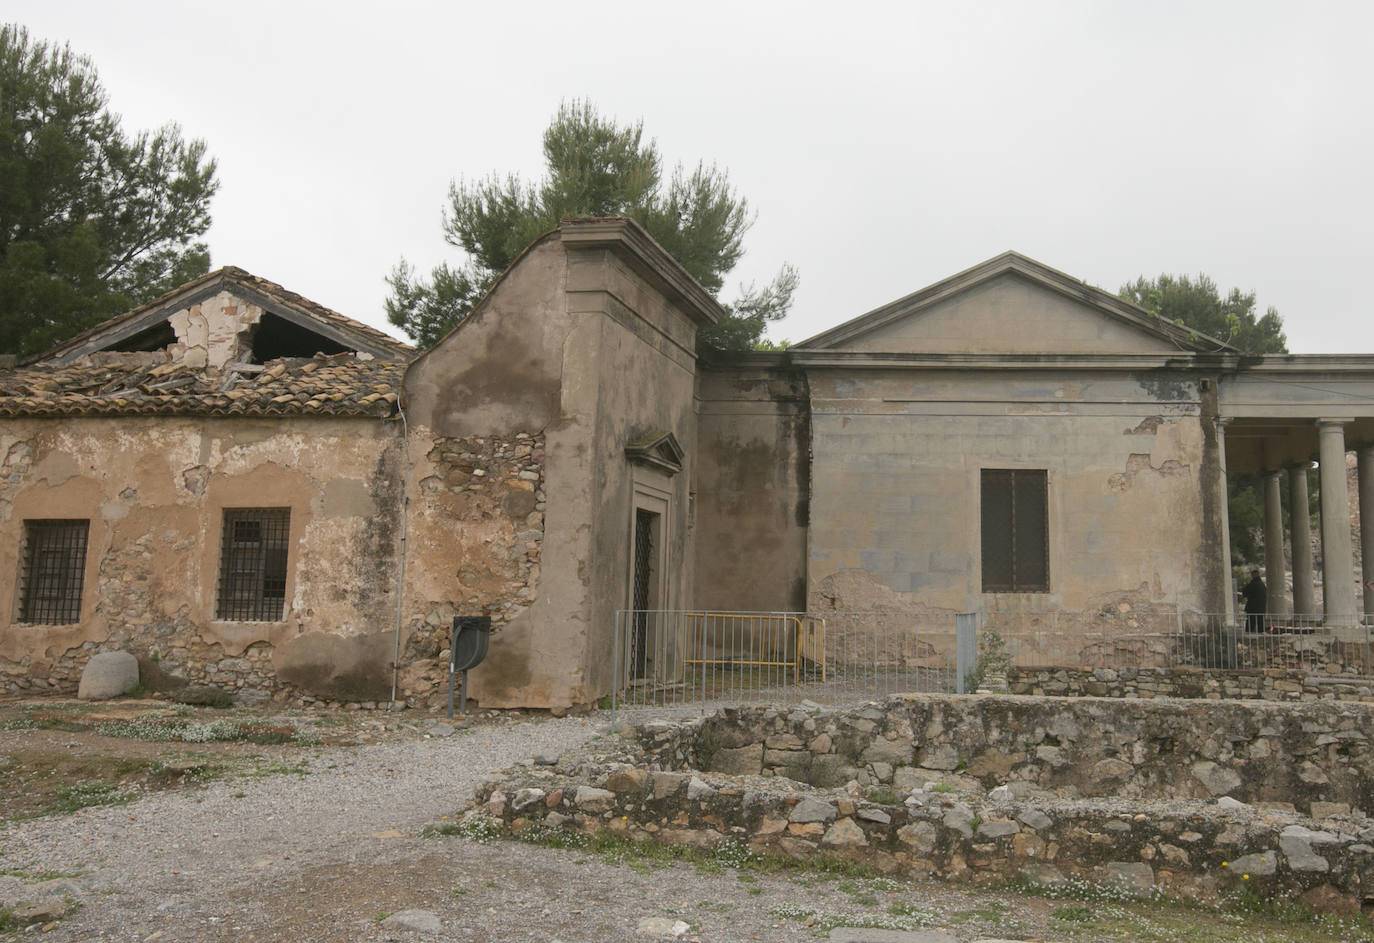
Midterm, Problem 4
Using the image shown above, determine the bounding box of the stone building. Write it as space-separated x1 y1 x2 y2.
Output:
3 220 1373 708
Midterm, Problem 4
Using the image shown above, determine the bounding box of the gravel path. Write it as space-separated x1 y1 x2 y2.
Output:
0 711 1066 942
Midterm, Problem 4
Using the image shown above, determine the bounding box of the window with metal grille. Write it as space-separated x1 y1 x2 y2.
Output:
18 520 89 624
980 469 1049 593
216 509 290 621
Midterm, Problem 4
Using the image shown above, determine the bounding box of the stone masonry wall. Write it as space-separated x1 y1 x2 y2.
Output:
1010 666 1374 703
1 420 543 707
474 695 1374 909
395 432 545 708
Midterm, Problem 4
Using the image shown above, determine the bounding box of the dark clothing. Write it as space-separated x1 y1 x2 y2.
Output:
1241 575 1267 633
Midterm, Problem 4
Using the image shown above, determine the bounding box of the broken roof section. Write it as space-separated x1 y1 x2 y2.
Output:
35 266 413 367
796 251 1236 355
1 266 411 419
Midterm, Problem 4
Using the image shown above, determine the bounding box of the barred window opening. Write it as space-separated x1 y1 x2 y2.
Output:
981 469 1049 593
216 509 290 621
19 520 89 624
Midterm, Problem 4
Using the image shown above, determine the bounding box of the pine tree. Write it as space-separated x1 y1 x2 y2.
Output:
0 24 219 356
387 101 794 350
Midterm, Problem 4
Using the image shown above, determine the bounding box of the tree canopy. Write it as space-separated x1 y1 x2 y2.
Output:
0 24 218 357
387 101 795 350
1119 273 1292 569
1119 272 1287 354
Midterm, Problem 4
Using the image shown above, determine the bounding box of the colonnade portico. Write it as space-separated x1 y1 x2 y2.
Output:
1230 418 1367 630
1220 356 1374 633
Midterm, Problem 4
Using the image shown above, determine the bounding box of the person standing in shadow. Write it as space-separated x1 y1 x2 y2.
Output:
1241 569 1267 633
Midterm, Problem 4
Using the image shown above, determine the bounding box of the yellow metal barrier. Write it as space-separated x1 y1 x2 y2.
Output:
681 612 826 683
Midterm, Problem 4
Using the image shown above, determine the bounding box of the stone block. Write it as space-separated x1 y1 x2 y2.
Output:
821 817 869 849
1310 801 1350 818
1191 761 1242 796
1227 851 1277 877
1104 861 1154 893
604 768 649 793
574 786 614 812
78 651 139 700
789 797 837 824
710 743 764 775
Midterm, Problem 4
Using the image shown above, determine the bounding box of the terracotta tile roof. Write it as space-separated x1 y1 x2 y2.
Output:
0 351 404 419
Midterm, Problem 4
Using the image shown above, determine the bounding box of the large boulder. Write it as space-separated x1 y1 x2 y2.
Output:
77 651 140 700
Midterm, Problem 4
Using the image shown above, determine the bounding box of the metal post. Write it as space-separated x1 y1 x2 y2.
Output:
446 654 455 720
956 612 977 694
611 610 622 715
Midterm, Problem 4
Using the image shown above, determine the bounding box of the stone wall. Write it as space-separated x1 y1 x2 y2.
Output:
396 431 545 708
473 695 1374 907
1009 666 1374 703
0 418 545 707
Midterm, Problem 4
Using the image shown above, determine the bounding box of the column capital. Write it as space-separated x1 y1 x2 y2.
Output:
1316 417 1355 429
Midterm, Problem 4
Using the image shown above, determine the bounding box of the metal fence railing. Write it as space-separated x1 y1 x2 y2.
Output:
990 609 1374 674
611 610 974 711
611 609 1374 712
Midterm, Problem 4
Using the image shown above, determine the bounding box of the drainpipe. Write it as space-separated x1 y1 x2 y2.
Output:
390 403 411 706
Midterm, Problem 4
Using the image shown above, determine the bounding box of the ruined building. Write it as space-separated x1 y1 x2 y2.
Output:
3 219 1373 708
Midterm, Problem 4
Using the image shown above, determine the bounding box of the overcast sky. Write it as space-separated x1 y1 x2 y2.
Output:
10 1 1374 352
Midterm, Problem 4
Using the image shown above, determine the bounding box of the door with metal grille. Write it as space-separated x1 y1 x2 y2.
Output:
630 508 657 678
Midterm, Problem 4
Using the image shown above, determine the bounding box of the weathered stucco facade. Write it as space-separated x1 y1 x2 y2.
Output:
404 220 720 707
5 234 1374 709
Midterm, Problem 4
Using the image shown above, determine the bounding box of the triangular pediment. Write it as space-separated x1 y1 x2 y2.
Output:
796 252 1233 355
35 267 412 368
626 431 685 475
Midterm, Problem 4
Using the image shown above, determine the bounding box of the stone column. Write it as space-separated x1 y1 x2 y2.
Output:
1262 469 1288 616
1360 445 1374 622
1317 419 1357 626
1288 463 1316 619
1214 419 1235 623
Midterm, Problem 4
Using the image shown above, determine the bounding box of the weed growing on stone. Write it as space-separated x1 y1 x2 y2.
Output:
865 787 900 805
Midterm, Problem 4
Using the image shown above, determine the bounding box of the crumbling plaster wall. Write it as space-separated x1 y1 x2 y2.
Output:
166 290 264 370
571 244 699 703
693 365 810 612
806 368 1211 618
404 231 702 709
403 237 568 709
0 415 405 700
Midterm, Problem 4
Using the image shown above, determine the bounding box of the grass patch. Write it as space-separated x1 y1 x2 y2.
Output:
771 900 933 933
1005 874 1374 943
1051 904 1096 922
47 780 136 814
93 717 315 745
